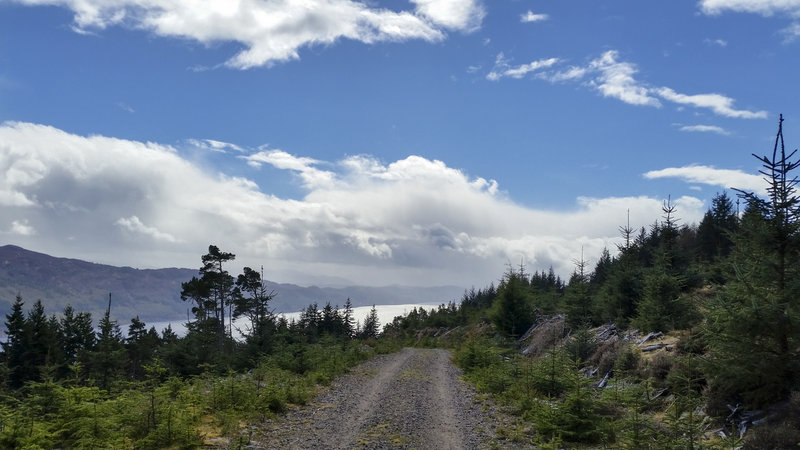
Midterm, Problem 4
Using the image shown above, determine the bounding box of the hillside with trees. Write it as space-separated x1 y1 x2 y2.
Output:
0 245 462 323
0 242 397 447
382 116 800 448
1 117 799 448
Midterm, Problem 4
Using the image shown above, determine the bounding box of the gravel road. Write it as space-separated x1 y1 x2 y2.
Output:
253 347 517 449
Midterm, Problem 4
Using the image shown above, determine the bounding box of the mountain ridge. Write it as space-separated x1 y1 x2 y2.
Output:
0 245 464 325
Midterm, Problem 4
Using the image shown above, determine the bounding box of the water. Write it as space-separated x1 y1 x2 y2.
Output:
148 303 441 338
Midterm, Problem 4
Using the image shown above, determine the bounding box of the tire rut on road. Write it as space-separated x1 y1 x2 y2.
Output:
253 347 514 449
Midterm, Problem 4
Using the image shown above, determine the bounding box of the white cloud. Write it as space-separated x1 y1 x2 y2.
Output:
410 0 485 31
486 53 560 81
521 11 549 23
699 1 800 42
116 102 135 114
780 21 800 40
0 120 715 287
644 165 766 194
587 50 662 107
704 38 728 47
545 66 588 82
699 0 800 16
678 124 732 135
9 219 36 236
656 87 767 119
243 149 335 189
10 0 486 69
187 139 243 153
117 216 180 243
491 49 766 119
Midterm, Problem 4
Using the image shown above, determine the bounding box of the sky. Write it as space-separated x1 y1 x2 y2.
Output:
0 0 796 289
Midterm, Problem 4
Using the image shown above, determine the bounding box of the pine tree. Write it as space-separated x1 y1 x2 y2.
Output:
201 245 236 350
2 294 28 389
342 298 355 338
59 304 95 372
564 272 593 328
697 192 738 262
491 266 534 338
589 248 612 292
597 252 643 326
89 296 125 391
705 115 800 408
25 300 61 384
632 198 698 332
126 317 160 380
360 305 381 339
181 245 237 354
234 266 275 340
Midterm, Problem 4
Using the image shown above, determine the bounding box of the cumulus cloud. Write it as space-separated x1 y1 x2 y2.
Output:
0 120 714 287
486 53 560 81
10 0 485 69
521 11 549 23
644 165 766 195
678 124 732 135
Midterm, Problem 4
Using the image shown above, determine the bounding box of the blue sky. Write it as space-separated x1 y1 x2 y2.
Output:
0 0 795 288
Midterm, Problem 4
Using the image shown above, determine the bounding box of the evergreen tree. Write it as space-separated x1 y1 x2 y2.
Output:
320 302 343 336
597 251 643 326
59 304 95 372
705 115 800 408
491 266 534 338
201 245 236 349
2 294 28 389
181 245 237 354
564 252 594 328
632 256 686 332
342 298 355 338
126 317 160 380
360 305 381 339
589 248 612 292
88 296 125 390
160 324 178 345
298 303 321 339
233 266 275 342
25 300 61 384
696 192 738 262
633 200 698 332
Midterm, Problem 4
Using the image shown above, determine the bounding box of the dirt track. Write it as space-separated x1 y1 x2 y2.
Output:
255 348 513 449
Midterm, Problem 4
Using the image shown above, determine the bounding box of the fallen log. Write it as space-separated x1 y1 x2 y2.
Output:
641 343 665 352
637 331 663 346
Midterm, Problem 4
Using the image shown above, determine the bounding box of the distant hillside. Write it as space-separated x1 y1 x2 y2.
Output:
0 245 464 325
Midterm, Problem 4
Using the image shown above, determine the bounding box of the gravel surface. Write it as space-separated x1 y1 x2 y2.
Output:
252 348 523 449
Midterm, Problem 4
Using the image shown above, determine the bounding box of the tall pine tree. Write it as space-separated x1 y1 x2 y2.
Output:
705 115 800 408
